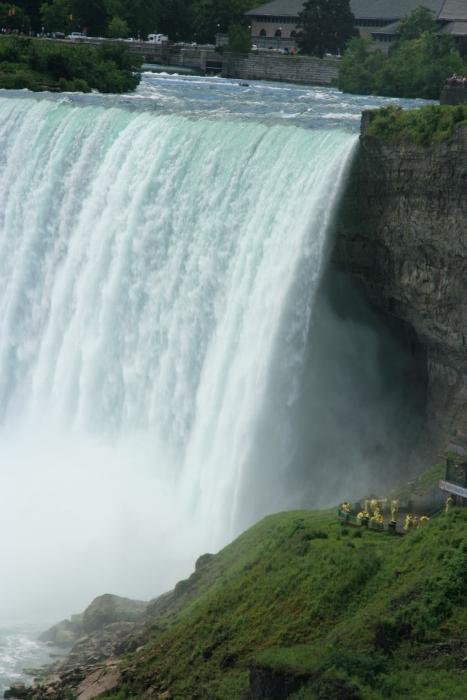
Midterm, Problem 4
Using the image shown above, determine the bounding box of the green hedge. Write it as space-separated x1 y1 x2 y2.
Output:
366 104 467 145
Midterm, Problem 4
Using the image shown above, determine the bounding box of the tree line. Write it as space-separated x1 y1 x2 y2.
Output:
0 35 141 91
1 0 466 101
338 7 466 99
0 1 260 43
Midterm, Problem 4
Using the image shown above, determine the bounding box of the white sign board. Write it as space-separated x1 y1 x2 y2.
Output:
439 480 467 499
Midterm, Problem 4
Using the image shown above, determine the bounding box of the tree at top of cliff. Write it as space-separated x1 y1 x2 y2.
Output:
397 6 437 43
227 23 251 53
191 0 259 44
297 0 355 58
0 3 31 32
107 15 130 38
40 0 71 34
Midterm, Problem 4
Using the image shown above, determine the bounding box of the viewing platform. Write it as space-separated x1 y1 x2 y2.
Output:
439 439 467 504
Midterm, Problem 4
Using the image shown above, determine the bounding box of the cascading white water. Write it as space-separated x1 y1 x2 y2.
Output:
0 95 356 620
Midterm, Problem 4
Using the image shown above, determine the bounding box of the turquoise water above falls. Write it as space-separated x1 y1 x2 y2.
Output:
135 72 429 128
2 70 429 130
0 75 427 627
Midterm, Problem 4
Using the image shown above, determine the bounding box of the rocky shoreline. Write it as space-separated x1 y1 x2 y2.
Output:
5 595 151 700
4 553 218 699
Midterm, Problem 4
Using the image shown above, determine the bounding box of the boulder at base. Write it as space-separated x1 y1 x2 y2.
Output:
40 594 148 647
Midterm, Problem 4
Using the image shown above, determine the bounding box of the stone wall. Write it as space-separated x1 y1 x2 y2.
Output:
222 53 339 86
168 48 222 71
334 113 467 454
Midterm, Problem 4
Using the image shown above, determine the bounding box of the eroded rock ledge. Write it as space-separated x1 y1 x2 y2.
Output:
334 116 467 454
12 595 151 700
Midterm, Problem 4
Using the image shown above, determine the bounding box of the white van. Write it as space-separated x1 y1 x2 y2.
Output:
67 32 86 41
147 34 168 44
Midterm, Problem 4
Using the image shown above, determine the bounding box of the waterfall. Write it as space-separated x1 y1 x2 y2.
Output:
0 95 356 619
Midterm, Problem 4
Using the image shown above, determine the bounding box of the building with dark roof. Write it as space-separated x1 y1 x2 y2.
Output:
245 0 467 50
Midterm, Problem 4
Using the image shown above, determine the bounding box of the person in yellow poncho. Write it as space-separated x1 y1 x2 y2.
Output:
370 507 384 529
356 509 369 525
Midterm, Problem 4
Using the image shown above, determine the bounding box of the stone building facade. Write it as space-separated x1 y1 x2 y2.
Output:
246 1 302 48
246 0 467 52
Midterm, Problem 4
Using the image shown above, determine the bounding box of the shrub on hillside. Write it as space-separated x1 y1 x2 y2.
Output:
0 36 141 93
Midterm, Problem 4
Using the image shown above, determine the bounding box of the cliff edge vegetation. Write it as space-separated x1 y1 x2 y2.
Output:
26 495 466 700
365 104 467 145
0 37 141 93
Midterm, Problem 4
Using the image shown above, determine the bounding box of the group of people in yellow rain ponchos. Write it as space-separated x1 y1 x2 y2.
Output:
339 498 432 532
402 513 430 530
339 491 458 533
356 498 388 529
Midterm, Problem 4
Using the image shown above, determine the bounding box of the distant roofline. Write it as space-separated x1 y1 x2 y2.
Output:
246 0 467 22
246 11 300 17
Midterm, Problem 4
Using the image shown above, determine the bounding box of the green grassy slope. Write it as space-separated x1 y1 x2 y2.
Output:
105 506 466 699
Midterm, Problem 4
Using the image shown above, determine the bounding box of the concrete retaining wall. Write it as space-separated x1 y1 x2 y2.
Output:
167 49 222 71
222 53 339 86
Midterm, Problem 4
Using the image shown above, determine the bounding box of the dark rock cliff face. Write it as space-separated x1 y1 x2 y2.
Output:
334 115 467 456
440 85 467 105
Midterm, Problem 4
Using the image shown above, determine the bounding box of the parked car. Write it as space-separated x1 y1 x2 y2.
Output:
67 32 86 41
